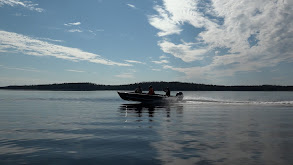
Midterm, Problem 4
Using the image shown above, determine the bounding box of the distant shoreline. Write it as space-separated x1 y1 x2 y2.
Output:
0 82 292 91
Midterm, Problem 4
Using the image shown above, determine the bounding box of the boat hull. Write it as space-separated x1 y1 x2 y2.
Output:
117 92 183 103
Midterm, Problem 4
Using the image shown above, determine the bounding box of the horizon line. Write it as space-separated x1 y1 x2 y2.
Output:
1 81 292 88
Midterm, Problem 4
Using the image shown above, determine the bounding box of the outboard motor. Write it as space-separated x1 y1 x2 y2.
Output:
176 92 184 101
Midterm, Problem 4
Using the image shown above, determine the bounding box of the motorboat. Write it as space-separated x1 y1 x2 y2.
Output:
117 91 183 103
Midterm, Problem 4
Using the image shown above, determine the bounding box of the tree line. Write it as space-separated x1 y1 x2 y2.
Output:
0 82 292 91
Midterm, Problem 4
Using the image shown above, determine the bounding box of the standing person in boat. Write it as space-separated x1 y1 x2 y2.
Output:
148 85 155 95
164 87 170 97
134 86 142 93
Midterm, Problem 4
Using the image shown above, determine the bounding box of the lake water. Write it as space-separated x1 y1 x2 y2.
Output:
0 90 292 165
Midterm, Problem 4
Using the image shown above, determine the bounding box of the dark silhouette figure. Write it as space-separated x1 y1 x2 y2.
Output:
164 87 170 96
134 86 142 93
148 85 155 95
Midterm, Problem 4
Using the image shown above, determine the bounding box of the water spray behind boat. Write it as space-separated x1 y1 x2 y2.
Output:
176 92 184 101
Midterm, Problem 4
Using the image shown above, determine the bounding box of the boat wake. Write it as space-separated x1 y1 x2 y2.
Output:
182 97 293 106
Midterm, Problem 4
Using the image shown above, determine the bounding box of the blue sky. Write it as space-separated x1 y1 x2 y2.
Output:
0 0 292 86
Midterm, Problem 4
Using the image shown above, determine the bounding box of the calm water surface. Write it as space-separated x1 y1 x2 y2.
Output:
0 90 292 165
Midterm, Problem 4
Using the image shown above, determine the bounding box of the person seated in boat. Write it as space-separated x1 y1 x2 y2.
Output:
164 87 170 97
148 85 155 95
134 86 142 93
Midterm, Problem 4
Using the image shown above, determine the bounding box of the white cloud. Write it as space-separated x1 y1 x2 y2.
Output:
88 29 104 35
67 29 83 33
0 30 131 66
66 69 85 73
158 40 208 62
148 5 182 37
152 59 169 64
124 60 146 64
149 0 293 82
38 37 64 43
159 55 169 59
64 22 81 26
13 13 26 16
64 22 104 36
127 4 136 9
0 0 44 12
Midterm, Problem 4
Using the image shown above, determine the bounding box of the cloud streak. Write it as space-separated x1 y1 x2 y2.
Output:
127 4 136 9
124 60 146 65
0 30 131 66
64 22 81 26
67 29 83 33
0 0 44 12
66 69 85 73
152 59 169 64
0 65 41 72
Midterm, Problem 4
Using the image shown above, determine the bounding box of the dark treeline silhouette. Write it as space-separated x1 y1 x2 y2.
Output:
0 82 293 91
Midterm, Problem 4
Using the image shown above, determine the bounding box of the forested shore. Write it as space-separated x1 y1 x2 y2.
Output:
1 82 292 91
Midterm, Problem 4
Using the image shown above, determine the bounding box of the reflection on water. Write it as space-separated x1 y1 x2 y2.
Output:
120 103 293 165
119 103 183 119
